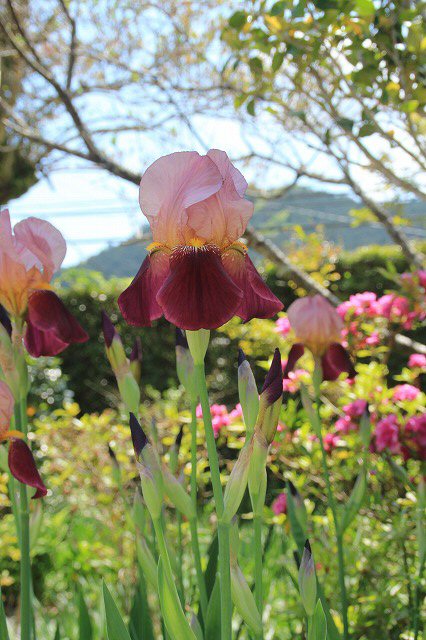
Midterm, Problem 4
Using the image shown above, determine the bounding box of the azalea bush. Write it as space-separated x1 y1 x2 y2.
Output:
0 150 424 640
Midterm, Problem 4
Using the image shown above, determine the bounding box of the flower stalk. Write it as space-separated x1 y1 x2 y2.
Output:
190 335 232 640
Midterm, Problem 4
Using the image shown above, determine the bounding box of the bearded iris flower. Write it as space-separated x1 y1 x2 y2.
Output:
285 294 355 381
118 150 283 330
0 209 88 356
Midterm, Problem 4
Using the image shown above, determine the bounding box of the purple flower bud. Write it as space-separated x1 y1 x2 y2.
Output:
129 413 148 459
101 311 117 348
261 348 283 405
130 337 142 363
299 539 317 616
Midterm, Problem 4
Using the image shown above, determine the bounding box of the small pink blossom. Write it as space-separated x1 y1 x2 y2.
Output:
196 403 230 437
272 492 287 515
335 416 357 434
343 399 367 419
392 384 420 402
282 368 309 394
408 353 426 369
375 415 400 454
323 432 339 452
275 316 291 336
229 403 243 421
403 414 426 460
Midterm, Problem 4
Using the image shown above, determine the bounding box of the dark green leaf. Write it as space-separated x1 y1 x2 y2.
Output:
358 122 376 137
103 582 132 640
272 51 285 72
78 590 93 640
129 571 154 640
308 599 327 640
340 472 366 533
205 576 221 640
270 1 287 15
229 11 247 30
249 57 263 76
336 117 354 132
246 99 256 116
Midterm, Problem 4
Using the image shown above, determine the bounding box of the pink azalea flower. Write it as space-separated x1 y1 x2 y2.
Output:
375 415 400 454
403 414 426 461
418 270 426 289
335 416 357 434
408 353 426 369
197 403 230 437
392 384 420 402
118 150 282 330
343 399 367 419
275 316 291 335
272 492 287 515
323 432 339 452
0 209 88 357
229 403 243 421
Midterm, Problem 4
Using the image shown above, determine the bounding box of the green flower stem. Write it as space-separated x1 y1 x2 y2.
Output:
413 472 425 640
253 512 264 640
313 364 349 640
194 362 232 640
16 396 32 640
189 400 209 623
176 512 185 605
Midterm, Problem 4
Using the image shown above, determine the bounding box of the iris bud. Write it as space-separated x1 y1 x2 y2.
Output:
102 312 140 413
130 413 163 520
288 480 308 532
298 540 317 616
108 445 121 485
223 442 253 524
230 564 263 636
129 337 142 384
175 329 195 397
256 348 283 445
238 349 259 437
162 466 195 520
136 536 158 589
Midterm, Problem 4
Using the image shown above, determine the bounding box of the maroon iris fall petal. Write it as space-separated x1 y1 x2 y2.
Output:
118 252 169 326
321 343 356 381
156 245 243 330
283 343 305 378
8 438 47 499
24 290 88 357
222 251 283 322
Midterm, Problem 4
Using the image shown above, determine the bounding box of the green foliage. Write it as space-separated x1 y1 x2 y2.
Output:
103 582 132 640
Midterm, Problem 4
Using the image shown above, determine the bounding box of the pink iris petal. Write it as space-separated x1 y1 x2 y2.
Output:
8 438 47 499
14 217 66 280
24 290 88 357
321 343 356 381
222 250 283 322
118 252 170 326
139 151 223 246
156 245 243 330
187 150 254 246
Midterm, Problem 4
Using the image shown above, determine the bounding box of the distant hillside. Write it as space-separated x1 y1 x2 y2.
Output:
81 187 425 278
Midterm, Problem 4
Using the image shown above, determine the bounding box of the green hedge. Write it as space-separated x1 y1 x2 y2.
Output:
54 243 424 413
